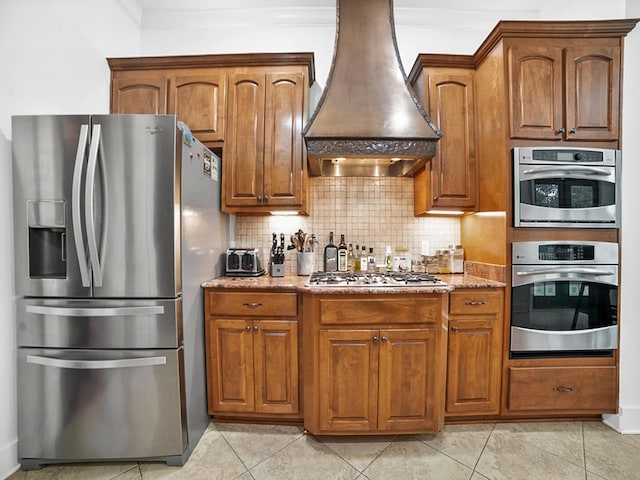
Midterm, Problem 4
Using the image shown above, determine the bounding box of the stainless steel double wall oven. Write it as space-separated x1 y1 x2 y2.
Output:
511 146 621 358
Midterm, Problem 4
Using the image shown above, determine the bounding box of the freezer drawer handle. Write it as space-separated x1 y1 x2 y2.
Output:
25 305 165 317
26 354 167 370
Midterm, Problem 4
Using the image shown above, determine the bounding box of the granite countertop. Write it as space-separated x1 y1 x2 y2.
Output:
202 273 506 294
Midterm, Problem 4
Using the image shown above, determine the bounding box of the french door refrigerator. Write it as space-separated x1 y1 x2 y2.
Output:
12 114 230 469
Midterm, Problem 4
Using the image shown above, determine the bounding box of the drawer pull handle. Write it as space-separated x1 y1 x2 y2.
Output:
243 302 263 308
465 301 486 306
553 386 574 393
451 326 458 332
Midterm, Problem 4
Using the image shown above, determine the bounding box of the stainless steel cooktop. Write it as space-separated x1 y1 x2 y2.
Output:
306 271 447 287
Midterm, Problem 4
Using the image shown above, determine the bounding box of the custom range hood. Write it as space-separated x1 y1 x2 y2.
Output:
304 0 442 177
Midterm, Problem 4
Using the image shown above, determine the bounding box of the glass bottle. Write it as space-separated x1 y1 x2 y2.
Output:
337 234 348 272
323 232 338 272
367 247 376 273
347 243 355 271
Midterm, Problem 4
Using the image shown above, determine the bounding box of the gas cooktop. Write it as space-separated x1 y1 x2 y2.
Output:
306 271 447 287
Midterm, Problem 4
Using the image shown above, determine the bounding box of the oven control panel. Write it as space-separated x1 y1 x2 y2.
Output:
512 241 618 265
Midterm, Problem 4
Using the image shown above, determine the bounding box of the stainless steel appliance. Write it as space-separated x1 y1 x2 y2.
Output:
511 241 618 357
225 248 264 276
513 146 620 228
12 114 230 469
306 271 447 287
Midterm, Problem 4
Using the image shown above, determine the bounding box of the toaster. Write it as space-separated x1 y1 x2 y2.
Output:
225 248 265 276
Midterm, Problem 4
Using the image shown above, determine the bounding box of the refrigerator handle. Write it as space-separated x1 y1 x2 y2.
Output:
86 124 103 287
25 304 165 317
26 354 167 370
71 124 91 287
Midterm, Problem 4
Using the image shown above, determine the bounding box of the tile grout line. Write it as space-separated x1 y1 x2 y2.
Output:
470 423 497 478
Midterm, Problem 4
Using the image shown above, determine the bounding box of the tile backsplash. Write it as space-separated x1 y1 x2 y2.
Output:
233 177 461 274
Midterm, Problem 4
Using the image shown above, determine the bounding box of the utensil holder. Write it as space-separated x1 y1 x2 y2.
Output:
297 252 315 276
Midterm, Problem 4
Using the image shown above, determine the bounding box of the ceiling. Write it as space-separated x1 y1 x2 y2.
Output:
133 0 550 14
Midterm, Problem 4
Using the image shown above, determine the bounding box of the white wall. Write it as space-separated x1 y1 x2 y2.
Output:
0 1 141 476
604 0 640 434
0 0 638 476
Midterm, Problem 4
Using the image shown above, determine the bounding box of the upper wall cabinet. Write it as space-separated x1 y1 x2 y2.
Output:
169 73 226 143
507 38 621 142
409 59 477 213
111 70 168 115
108 53 315 215
223 68 309 215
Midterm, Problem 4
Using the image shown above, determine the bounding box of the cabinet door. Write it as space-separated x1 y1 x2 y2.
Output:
378 328 441 431
208 318 255 413
253 320 299 414
111 71 167 114
565 45 621 142
263 72 306 208
446 319 501 415
224 72 266 207
508 43 564 140
169 73 226 143
318 329 378 432
424 72 476 210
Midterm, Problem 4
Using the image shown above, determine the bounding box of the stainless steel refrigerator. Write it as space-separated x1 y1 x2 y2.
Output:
12 114 230 469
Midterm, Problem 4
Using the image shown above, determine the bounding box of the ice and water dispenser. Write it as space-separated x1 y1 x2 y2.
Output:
27 200 66 278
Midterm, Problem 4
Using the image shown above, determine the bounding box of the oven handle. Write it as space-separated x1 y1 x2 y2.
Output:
522 166 611 176
515 268 616 277
26 354 167 370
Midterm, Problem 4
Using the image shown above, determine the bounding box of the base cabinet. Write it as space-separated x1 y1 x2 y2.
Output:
446 289 503 417
506 365 617 414
205 290 300 419
304 293 447 435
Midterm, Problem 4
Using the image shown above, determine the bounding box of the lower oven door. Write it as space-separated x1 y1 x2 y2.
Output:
511 265 618 353
514 164 619 227
17 347 187 465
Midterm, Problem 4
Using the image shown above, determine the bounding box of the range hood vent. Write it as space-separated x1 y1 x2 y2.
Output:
303 0 442 177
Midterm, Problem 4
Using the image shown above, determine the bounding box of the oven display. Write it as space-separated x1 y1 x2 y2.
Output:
538 244 595 261
532 149 604 162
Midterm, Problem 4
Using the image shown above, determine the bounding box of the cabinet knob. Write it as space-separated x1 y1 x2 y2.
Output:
433 196 439 203
553 386 574 393
257 195 262 203
245 325 251 332
451 326 458 332
381 336 388 343
373 336 379 343
263 195 269 203
254 325 259 332
555 127 566 135
569 128 577 135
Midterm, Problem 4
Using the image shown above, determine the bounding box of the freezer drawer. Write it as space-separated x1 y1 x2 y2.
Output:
16 298 182 349
18 348 187 466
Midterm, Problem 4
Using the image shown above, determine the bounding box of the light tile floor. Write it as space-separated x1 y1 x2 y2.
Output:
7 420 640 480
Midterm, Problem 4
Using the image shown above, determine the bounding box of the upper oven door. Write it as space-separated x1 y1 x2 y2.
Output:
514 163 619 227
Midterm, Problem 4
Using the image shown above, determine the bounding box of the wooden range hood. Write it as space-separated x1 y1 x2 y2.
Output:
303 0 442 177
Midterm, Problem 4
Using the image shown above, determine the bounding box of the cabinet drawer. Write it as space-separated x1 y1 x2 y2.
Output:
319 296 441 325
507 366 617 412
208 292 297 317
449 290 502 315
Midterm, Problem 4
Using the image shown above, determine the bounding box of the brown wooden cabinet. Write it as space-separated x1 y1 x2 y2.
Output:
108 53 314 215
168 73 226 143
445 289 503 417
223 69 308 215
506 365 617 414
111 70 168 114
205 289 300 419
303 293 447 434
409 59 477 213
508 39 621 142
